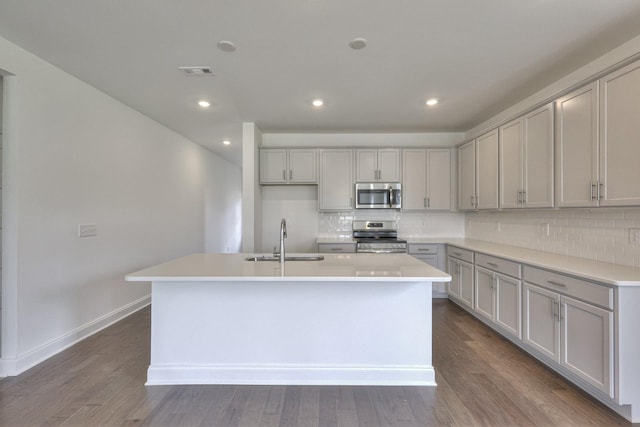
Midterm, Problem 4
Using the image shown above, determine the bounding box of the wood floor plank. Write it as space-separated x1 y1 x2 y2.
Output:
0 301 632 427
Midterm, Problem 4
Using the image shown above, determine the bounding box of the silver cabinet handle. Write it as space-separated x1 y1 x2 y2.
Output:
517 191 522 204
547 280 567 288
330 248 344 251
427 197 430 208
453 252 462 256
417 248 433 252
522 190 526 204
289 170 293 180
598 182 603 200
552 300 559 320
487 262 499 267
424 197 427 208
470 195 474 208
590 182 597 200
283 170 286 180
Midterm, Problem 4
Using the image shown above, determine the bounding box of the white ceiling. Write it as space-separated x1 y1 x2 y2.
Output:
2 1 640 165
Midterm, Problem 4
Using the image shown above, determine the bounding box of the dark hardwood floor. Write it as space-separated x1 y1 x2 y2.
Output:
0 299 632 426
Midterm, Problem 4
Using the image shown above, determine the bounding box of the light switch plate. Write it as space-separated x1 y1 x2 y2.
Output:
78 223 97 238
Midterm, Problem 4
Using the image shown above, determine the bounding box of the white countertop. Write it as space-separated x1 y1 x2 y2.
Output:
442 238 640 286
125 253 452 282
317 236 640 286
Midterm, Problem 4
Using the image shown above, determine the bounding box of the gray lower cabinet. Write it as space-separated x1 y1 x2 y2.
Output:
523 278 614 398
447 256 474 309
474 254 522 339
317 242 356 253
408 243 446 298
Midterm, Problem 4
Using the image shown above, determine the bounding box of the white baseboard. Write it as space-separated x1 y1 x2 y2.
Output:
0 295 150 377
146 363 437 386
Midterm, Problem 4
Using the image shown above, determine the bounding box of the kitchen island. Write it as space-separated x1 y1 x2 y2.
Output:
126 253 450 386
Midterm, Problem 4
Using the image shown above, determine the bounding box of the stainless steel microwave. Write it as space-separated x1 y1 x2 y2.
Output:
355 183 402 209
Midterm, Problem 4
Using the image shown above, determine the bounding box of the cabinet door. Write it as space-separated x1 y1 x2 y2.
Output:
459 261 474 309
355 149 377 182
475 267 495 321
378 149 401 182
319 149 354 211
402 149 427 210
555 82 599 207
476 130 499 210
458 140 476 210
522 283 560 361
495 274 521 339
260 149 288 184
499 119 524 209
560 296 614 397
447 258 461 299
414 254 447 297
599 60 640 207
524 103 554 208
289 149 317 184
426 149 451 210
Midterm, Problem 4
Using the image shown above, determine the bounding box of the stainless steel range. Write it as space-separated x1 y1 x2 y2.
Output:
352 220 407 253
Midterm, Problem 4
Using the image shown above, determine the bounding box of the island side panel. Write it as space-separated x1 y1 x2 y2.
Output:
147 280 434 386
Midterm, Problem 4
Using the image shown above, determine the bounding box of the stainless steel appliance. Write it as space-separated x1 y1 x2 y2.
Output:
353 220 407 253
355 182 401 209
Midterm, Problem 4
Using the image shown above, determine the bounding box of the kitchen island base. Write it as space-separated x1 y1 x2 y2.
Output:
146 279 435 386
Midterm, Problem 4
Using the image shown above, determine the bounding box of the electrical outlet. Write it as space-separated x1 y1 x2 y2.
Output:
629 228 640 245
78 223 97 238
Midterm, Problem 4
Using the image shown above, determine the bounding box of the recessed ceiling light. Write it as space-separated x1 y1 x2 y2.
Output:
312 99 324 107
349 38 368 50
426 98 438 106
222 140 231 145
217 40 236 52
198 100 211 108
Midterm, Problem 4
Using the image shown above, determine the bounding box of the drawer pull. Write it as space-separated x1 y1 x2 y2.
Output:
547 280 567 288
330 248 344 251
453 252 463 256
487 262 499 267
418 248 433 252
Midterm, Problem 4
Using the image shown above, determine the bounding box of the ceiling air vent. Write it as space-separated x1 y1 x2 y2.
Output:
179 66 214 76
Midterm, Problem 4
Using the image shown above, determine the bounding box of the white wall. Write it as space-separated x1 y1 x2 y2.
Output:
0 35 241 375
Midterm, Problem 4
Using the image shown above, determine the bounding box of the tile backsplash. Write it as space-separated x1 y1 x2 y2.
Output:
319 210 465 238
466 209 640 267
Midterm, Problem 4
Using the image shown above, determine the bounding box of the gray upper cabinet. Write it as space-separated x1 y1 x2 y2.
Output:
318 149 354 211
555 82 599 207
458 140 477 210
476 129 499 210
402 148 451 210
556 58 640 208
599 59 640 206
500 103 554 209
260 148 317 184
355 148 401 182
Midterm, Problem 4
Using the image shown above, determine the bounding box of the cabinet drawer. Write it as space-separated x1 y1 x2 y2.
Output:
476 253 521 279
408 243 440 255
317 243 356 253
446 246 474 263
523 266 613 310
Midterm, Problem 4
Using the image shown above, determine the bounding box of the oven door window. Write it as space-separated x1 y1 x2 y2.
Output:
358 190 389 206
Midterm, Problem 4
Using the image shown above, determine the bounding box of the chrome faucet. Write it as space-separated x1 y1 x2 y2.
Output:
279 218 287 264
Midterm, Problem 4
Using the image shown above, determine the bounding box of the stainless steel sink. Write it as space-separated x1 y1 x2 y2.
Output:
245 255 325 262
